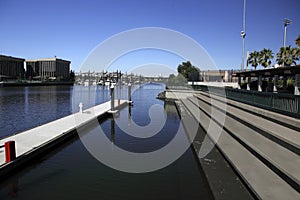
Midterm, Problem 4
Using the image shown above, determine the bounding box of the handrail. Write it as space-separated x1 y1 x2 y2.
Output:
187 85 300 118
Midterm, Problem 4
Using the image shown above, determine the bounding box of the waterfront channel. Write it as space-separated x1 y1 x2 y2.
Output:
0 84 214 199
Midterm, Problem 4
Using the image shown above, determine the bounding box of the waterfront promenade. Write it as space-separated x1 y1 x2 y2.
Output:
0 100 127 173
171 89 300 199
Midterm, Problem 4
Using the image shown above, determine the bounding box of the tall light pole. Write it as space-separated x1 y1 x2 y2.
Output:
241 0 246 71
283 18 292 47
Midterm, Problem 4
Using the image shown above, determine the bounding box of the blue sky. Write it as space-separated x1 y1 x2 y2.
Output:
0 0 299 75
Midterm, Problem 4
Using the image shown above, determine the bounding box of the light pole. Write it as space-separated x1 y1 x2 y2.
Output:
241 0 246 71
283 18 292 47
241 31 246 71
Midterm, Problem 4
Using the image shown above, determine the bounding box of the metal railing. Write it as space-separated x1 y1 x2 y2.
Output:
191 85 300 118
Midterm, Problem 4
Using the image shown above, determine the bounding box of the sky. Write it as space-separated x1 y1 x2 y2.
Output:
0 0 299 76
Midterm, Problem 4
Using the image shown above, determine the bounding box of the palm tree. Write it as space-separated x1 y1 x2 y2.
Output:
291 47 300 65
276 46 299 66
247 51 260 70
296 35 300 48
259 48 274 68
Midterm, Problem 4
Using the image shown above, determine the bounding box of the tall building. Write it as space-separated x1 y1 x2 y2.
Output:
26 57 71 80
0 55 25 80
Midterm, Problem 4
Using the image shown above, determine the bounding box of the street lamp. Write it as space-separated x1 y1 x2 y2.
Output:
241 30 246 71
283 18 292 47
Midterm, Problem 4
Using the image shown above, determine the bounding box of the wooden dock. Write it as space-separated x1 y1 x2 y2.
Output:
0 100 128 175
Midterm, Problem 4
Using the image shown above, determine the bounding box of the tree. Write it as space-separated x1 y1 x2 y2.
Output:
295 35 300 48
168 74 176 84
168 74 176 79
276 46 300 66
176 73 187 84
291 47 300 65
167 73 187 86
70 70 75 81
247 50 260 70
259 48 274 68
177 61 199 79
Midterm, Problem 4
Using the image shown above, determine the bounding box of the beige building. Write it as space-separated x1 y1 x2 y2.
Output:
26 57 70 80
200 70 239 82
0 55 25 80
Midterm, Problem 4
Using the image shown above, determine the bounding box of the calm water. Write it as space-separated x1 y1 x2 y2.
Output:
0 85 114 138
0 84 213 199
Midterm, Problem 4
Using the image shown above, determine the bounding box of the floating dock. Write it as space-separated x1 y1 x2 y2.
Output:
0 100 128 177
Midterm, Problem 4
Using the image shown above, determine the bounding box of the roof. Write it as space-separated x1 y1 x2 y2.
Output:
26 57 71 63
234 65 300 77
0 55 25 61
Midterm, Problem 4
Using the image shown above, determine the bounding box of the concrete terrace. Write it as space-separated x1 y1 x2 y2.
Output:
171 89 300 199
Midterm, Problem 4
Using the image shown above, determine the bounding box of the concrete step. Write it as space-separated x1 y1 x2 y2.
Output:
180 98 300 199
188 96 300 191
197 90 300 132
193 92 300 155
175 100 254 200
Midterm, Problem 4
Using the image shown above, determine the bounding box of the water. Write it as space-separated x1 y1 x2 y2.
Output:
0 85 118 138
0 86 73 137
0 84 213 199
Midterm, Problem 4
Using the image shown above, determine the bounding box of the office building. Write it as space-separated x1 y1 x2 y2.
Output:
26 57 70 80
0 55 25 80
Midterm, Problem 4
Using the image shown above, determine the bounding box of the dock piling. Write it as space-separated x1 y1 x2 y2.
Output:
110 85 115 111
5 141 16 163
128 83 131 102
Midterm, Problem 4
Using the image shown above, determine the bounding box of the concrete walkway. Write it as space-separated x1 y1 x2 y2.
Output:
179 92 300 199
0 100 127 167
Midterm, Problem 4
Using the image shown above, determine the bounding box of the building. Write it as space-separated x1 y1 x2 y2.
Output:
234 65 300 95
26 57 70 80
199 70 238 82
0 55 25 80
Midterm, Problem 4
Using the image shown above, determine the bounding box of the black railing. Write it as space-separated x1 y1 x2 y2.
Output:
191 85 300 118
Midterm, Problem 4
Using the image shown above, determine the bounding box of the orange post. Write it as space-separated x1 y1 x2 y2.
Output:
118 99 120 106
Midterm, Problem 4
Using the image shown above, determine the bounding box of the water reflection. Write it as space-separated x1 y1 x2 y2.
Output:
110 116 115 145
0 85 132 138
7 179 18 198
0 86 73 138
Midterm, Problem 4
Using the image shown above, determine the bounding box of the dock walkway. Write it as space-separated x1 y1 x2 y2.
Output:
0 100 127 173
